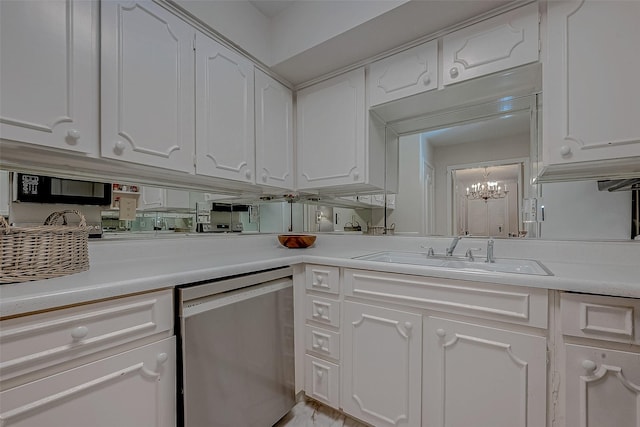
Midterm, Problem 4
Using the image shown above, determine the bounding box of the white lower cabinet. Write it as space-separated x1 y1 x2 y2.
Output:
0 337 175 427
423 316 547 427
342 301 422 427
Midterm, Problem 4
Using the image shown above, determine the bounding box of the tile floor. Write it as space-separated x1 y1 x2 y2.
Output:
274 398 369 427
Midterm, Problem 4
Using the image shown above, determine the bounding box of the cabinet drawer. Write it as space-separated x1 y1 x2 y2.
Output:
306 295 340 328
305 264 340 294
561 293 640 345
344 269 547 328
0 290 173 384
305 325 340 360
305 354 339 408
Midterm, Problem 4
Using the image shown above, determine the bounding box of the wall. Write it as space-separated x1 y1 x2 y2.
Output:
541 181 631 240
432 132 530 235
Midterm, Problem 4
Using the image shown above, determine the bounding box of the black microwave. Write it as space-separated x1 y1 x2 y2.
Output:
14 174 112 206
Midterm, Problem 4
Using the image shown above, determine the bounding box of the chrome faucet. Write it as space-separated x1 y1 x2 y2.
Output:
446 236 462 256
485 238 495 263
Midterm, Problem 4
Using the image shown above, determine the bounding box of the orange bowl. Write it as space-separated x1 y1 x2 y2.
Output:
277 234 317 248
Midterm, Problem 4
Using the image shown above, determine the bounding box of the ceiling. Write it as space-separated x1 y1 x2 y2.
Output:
422 111 530 147
248 0 292 18
455 164 522 183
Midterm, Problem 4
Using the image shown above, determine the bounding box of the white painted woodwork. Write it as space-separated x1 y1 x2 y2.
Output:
368 40 438 107
343 269 548 328
255 69 294 189
101 1 195 172
195 33 255 183
543 0 640 167
0 171 9 217
0 290 173 384
139 187 190 210
305 265 340 295
305 325 340 361
305 354 340 408
423 316 547 427
305 295 340 329
561 293 640 345
0 337 176 427
0 0 99 154
342 301 422 427
564 343 640 427
296 68 366 190
442 2 539 86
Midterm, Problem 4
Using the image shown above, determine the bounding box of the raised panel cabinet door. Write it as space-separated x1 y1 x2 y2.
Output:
255 69 293 189
342 301 422 427
564 344 640 427
0 337 176 427
423 316 547 427
369 40 438 107
543 0 640 166
101 1 195 172
296 68 365 190
0 0 99 154
195 33 255 183
442 2 539 86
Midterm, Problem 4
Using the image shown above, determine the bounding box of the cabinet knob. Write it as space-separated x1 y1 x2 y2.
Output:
66 129 81 141
560 145 572 157
316 276 324 284
435 328 446 338
71 326 89 340
315 307 325 316
157 352 168 364
405 322 413 331
261 173 268 182
423 74 431 85
316 370 323 379
317 338 325 346
113 140 126 155
449 67 459 79
353 169 360 180
582 359 597 372
245 170 252 180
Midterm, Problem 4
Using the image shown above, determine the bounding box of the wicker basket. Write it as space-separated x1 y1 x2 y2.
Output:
0 210 89 284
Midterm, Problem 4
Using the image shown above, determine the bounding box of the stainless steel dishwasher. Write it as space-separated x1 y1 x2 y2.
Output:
177 267 295 427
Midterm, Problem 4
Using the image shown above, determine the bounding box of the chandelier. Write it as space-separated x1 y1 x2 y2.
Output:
466 167 508 201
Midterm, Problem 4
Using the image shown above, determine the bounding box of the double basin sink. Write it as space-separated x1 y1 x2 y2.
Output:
354 251 552 276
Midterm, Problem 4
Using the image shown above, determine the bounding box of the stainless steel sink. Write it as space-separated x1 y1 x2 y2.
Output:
354 251 552 276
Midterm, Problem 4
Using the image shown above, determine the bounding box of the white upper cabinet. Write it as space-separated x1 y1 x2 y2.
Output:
368 40 438 107
101 1 195 173
0 0 99 154
297 68 385 192
542 0 640 172
255 69 294 190
139 187 190 210
442 2 539 86
195 33 255 183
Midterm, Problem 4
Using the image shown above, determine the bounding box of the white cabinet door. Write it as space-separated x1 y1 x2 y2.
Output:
564 344 640 427
423 316 547 427
101 1 195 172
139 187 189 210
0 171 9 217
296 68 366 190
369 40 438 107
0 337 176 427
342 301 422 427
0 0 98 154
442 2 539 86
543 0 640 167
255 69 293 190
195 33 255 183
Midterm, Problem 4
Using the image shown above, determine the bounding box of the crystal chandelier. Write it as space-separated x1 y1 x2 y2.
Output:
466 167 508 201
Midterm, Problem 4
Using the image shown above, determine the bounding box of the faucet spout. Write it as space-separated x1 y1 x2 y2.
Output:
446 236 462 256
485 238 495 263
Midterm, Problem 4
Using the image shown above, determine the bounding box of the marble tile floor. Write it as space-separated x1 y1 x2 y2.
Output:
274 398 370 427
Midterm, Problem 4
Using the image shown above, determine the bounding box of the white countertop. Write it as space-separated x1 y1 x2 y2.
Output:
1 234 638 318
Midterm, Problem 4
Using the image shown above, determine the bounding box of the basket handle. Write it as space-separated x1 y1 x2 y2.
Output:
43 210 87 227
0 215 9 234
